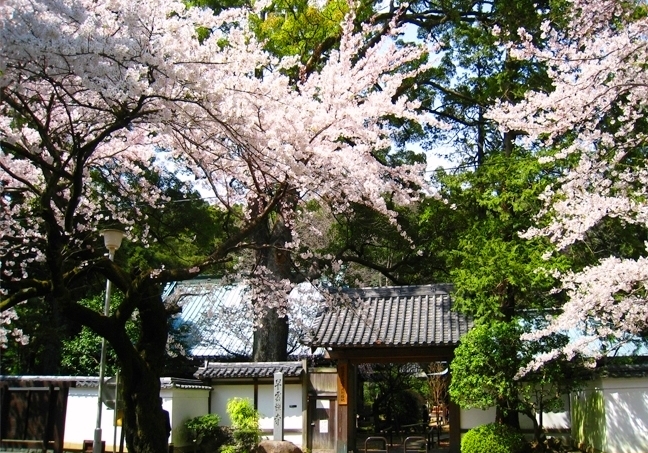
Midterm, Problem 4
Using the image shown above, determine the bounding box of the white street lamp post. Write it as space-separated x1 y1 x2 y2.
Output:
94 229 125 453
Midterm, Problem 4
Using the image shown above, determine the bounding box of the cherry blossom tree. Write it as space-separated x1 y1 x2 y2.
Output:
490 0 648 370
0 0 439 449
0 309 27 348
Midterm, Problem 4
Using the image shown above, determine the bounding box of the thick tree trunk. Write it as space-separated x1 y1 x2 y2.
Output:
42 293 63 374
57 284 170 453
250 189 297 362
251 233 291 361
42 191 170 453
105 281 170 453
253 308 289 362
120 283 169 453
121 365 169 453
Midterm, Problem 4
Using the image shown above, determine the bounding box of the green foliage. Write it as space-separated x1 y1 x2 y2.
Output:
226 398 261 453
1 295 68 374
88 159 240 277
185 413 220 442
450 322 520 411
185 0 251 13
461 423 527 453
7 290 198 377
2 163 226 376
384 0 576 317
227 397 260 430
388 0 564 156
434 148 572 321
163 317 202 378
1 292 137 376
249 0 349 62
450 320 585 439
56 292 198 377
362 364 428 431
185 414 232 452
571 391 606 451
59 292 135 376
316 194 461 287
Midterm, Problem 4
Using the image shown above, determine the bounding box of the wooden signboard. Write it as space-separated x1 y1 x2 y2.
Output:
337 362 348 405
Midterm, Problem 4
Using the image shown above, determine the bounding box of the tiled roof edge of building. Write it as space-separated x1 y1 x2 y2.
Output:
327 283 454 298
160 377 213 389
194 361 305 379
0 376 210 389
304 284 472 348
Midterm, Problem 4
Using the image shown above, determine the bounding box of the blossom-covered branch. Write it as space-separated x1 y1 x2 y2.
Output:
489 0 648 368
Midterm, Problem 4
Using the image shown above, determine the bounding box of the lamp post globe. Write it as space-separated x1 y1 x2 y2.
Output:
101 229 125 256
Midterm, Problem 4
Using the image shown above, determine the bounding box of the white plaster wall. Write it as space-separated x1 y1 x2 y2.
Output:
518 394 571 431
20 379 306 451
602 378 648 453
258 383 303 446
460 399 570 434
570 381 606 453
534 410 571 430
460 407 496 431
64 387 123 451
163 388 210 448
209 384 255 426
257 383 303 430
210 383 303 447
63 387 209 451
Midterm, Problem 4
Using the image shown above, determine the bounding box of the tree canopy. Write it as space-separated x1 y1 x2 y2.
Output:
3 0 647 447
0 0 436 450
450 320 585 441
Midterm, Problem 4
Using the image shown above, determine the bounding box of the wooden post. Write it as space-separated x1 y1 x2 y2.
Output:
347 363 357 453
448 398 461 453
336 360 349 453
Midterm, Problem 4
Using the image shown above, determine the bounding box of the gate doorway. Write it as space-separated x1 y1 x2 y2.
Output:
308 396 337 453
304 285 473 453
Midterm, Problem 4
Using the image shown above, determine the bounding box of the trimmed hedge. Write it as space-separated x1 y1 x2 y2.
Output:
461 423 527 453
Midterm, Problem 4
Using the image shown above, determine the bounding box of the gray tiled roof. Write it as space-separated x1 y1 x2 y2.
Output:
599 357 648 378
305 285 472 348
160 377 212 390
164 279 252 358
195 361 304 379
165 279 317 359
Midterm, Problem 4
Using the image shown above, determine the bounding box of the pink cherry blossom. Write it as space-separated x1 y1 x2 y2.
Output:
0 0 439 322
490 0 648 366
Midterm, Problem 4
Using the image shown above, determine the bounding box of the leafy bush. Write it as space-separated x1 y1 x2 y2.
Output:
461 423 527 453
184 414 232 453
226 398 261 453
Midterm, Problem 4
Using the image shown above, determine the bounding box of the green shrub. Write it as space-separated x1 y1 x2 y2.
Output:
184 414 232 453
461 423 527 453
226 398 261 453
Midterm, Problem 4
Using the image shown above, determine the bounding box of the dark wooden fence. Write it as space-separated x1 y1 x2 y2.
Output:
0 379 71 453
